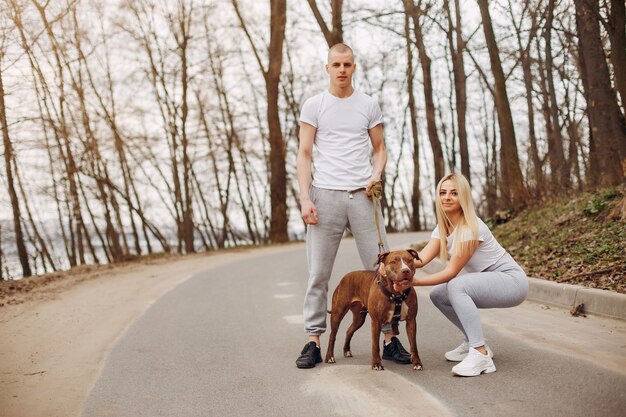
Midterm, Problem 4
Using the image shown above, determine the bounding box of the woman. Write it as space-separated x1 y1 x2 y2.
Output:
397 173 528 377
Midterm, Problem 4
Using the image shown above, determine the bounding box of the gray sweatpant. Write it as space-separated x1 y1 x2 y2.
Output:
303 186 390 335
429 253 528 348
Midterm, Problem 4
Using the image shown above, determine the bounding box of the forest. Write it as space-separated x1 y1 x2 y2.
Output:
0 0 624 279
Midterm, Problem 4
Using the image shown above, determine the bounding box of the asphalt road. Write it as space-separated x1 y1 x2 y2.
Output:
82 232 626 417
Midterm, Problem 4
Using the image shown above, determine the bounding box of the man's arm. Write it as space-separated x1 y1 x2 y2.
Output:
297 122 318 224
366 123 387 196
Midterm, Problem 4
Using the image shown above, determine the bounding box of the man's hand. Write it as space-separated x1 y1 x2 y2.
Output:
300 198 318 225
365 176 381 197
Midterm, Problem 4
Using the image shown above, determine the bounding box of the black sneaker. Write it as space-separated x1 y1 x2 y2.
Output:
296 341 322 369
382 336 412 364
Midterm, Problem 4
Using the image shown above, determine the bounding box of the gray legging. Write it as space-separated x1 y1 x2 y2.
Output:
303 186 390 336
429 253 528 348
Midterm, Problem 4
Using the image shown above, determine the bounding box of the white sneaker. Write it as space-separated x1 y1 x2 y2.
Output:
445 341 494 362
451 347 496 377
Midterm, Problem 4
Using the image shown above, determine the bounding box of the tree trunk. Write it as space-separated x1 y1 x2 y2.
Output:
307 0 343 47
231 0 288 243
267 0 288 242
0 225 4 280
196 89 228 248
204 25 237 247
30 0 87 266
574 0 626 186
178 4 195 254
407 0 445 184
513 1 543 195
609 0 626 118
402 0 421 231
15 163 57 272
543 0 569 189
92 10 142 255
444 0 470 184
68 11 125 262
0 64 32 277
477 0 527 209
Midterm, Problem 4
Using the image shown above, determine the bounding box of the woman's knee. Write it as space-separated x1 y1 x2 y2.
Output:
429 284 448 305
445 276 466 295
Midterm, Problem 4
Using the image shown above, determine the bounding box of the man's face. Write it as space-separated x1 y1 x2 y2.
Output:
326 51 355 89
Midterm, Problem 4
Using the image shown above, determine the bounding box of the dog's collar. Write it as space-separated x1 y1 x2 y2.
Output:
375 272 411 336
375 271 411 302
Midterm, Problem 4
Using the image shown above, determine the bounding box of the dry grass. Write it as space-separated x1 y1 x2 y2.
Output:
491 187 625 294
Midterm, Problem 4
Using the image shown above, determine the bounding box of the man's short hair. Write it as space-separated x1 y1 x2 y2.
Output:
328 43 354 62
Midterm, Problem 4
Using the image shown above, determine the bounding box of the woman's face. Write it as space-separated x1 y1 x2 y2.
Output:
439 179 462 216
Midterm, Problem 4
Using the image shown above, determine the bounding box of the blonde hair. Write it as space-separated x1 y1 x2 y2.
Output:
435 173 478 261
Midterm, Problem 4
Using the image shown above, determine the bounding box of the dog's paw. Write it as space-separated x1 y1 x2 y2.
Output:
413 364 423 371
343 350 353 358
325 356 336 364
372 364 384 371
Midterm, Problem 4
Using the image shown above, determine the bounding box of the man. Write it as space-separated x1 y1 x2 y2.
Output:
295 43 412 369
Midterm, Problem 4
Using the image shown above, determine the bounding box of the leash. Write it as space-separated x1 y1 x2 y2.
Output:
369 181 385 254
375 272 411 336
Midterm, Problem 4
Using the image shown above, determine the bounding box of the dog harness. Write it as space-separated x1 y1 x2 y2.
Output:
375 275 411 336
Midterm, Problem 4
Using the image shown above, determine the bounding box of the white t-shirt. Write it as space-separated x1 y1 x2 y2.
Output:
299 90 383 190
431 218 506 272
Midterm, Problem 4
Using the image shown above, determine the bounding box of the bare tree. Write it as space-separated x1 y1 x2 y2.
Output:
541 0 569 189
443 0 470 184
67 5 126 262
477 0 527 210
307 0 343 46
29 0 87 266
232 0 289 243
0 225 4 280
0 48 32 277
574 0 626 187
607 0 626 117
405 0 445 183
90 5 145 255
172 0 196 253
510 0 545 195
199 19 237 248
14 161 57 272
122 0 198 253
402 0 421 230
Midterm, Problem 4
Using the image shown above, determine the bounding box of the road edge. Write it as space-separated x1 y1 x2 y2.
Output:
421 259 626 321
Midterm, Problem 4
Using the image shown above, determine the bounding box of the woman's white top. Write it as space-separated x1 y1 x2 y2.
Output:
431 218 506 272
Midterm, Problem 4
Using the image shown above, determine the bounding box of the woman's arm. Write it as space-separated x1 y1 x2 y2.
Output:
414 238 440 268
411 240 479 287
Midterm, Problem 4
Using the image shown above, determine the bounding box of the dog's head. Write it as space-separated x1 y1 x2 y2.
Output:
375 249 420 286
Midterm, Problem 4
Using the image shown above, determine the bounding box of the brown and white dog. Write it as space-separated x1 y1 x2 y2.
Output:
325 249 423 370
